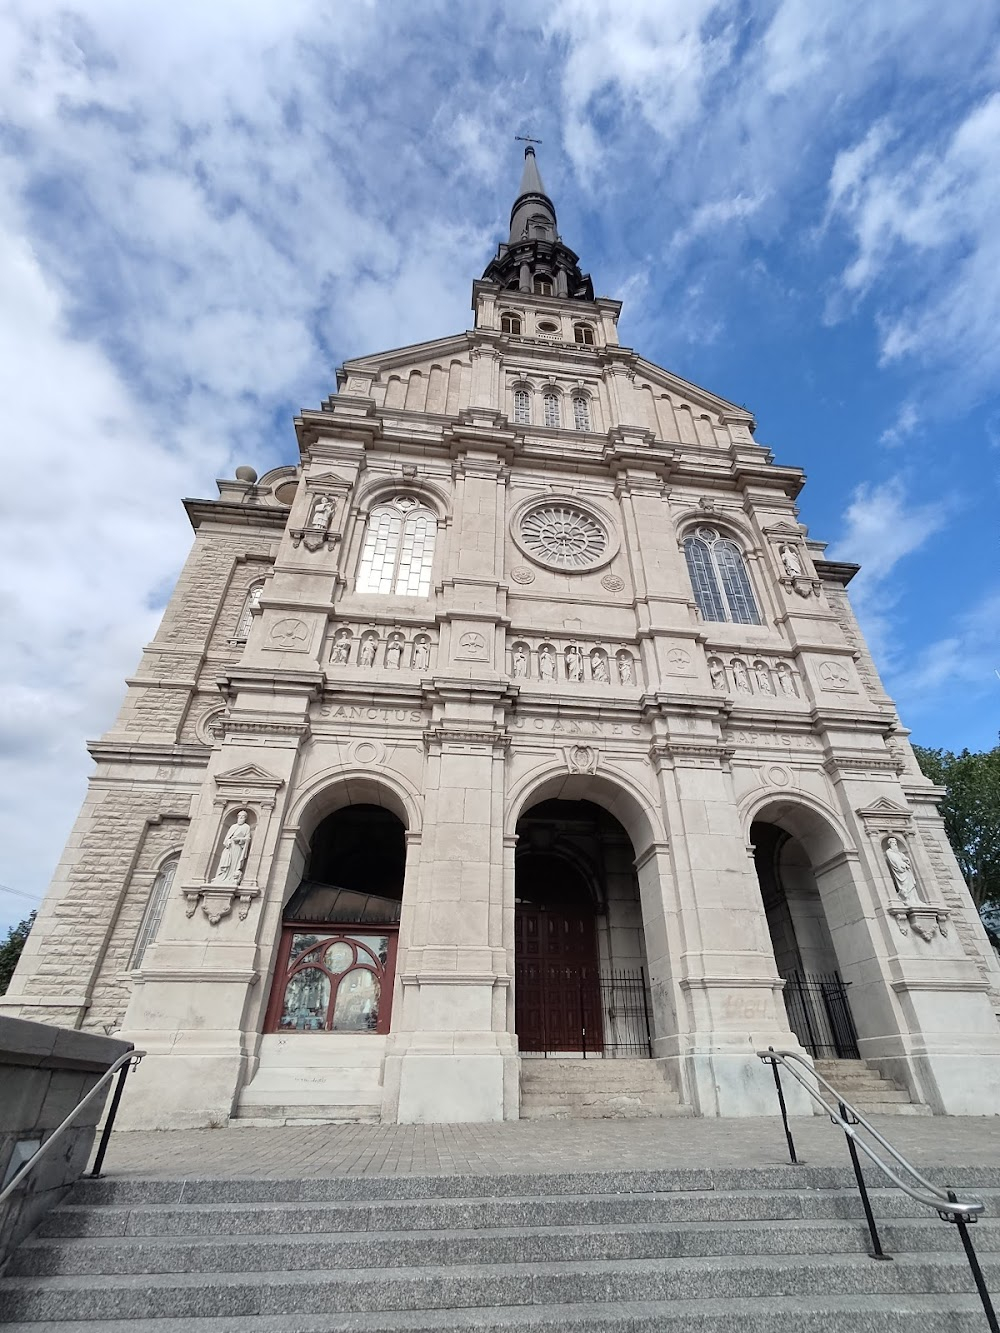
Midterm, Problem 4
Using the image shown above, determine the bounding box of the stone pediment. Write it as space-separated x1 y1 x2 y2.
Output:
855 797 912 830
764 521 803 538
632 356 755 425
340 334 471 381
214 763 284 791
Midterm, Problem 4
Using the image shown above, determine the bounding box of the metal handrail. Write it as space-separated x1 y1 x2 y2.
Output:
0 1049 144 1206
759 1047 997 1331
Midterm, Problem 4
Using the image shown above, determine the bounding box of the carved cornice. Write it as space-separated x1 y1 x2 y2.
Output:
183 499 289 533
423 726 511 751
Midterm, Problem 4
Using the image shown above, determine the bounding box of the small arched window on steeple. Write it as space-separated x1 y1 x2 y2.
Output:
572 396 591 431
683 526 761 625
574 323 595 345
501 313 521 335
130 854 179 970
513 389 531 425
533 274 553 296
356 496 437 596
543 393 561 428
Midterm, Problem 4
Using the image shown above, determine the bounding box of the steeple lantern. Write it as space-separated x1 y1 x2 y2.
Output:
482 146 594 302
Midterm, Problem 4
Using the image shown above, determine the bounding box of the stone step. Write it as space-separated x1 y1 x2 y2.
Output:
38 1186 1000 1239
0 1294 993 1333
12 1216 1000 1278
519 1101 690 1120
2 1252 998 1322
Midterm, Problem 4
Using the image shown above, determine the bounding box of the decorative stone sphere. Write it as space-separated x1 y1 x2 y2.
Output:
235 465 258 483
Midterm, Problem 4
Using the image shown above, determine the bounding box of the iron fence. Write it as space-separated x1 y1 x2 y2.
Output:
782 970 860 1060
518 964 653 1058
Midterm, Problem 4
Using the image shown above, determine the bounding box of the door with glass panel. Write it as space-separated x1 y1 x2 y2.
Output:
265 927 398 1035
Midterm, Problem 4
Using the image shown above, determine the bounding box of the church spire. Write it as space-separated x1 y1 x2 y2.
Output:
482 146 594 302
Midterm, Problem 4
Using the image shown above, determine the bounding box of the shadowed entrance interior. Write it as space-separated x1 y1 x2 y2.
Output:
514 799 651 1058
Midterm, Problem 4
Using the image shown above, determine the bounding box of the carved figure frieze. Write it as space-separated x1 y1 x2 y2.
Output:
290 493 339 551
507 635 639 687
708 653 799 698
329 625 436 673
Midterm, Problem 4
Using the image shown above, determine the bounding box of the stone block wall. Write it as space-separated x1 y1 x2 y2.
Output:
0 1018 132 1263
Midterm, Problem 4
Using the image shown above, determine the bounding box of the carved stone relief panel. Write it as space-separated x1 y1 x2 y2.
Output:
507 634 639 687
708 652 800 699
329 624 437 673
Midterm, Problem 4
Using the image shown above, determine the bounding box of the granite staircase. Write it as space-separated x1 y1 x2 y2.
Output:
519 1057 689 1119
813 1059 931 1116
2 1164 998 1330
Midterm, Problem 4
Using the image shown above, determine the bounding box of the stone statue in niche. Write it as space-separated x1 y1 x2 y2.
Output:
709 658 727 691
332 636 351 664
776 662 796 696
884 837 919 906
565 645 582 682
310 494 335 530
386 639 402 669
539 648 556 681
359 636 377 668
591 650 609 683
617 654 634 685
754 661 774 694
213 810 252 886
732 660 752 693
779 544 803 578
512 645 528 678
413 639 430 672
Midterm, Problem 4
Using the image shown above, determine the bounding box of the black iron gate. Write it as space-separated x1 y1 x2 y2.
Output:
516 964 653 1058
782 971 860 1060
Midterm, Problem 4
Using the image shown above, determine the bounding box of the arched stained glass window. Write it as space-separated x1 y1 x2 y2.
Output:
683 526 761 625
356 496 436 596
573 396 591 430
513 389 531 424
130 855 179 970
234 581 264 642
543 392 561 427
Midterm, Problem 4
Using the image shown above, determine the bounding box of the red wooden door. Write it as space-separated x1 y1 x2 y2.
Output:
515 906 603 1053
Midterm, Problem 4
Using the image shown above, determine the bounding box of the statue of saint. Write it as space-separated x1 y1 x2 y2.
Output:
413 639 430 671
885 837 919 906
732 659 752 693
310 495 334 530
386 639 402 669
709 659 727 691
214 810 252 885
539 648 556 681
618 654 634 685
776 663 795 695
780 544 804 578
565 645 582 682
359 637 377 667
754 662 774 694
333 636 351 664
591 650 609 683
512 646 528 678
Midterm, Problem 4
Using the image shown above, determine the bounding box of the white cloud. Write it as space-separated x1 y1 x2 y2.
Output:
891 588 1000 722
879 400 920 447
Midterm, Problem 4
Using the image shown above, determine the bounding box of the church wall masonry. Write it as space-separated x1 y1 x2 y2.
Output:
7 147 1000 1126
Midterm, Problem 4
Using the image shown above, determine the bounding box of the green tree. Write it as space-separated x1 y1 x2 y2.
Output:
912 744 1000 912
0 912 35 995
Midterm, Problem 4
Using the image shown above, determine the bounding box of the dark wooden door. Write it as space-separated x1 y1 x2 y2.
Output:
515 907 603 1053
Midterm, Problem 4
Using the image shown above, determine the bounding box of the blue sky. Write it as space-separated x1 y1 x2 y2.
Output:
1 0 999 931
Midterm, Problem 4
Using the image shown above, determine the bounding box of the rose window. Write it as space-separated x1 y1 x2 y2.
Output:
519 504 608 571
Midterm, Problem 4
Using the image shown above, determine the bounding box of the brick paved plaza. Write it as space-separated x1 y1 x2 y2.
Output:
99 1115 1000 1180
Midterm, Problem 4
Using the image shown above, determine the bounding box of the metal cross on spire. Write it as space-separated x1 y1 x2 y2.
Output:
515 134 543 146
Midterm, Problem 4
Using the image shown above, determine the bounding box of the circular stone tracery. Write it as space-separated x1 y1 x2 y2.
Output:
519 504 608 571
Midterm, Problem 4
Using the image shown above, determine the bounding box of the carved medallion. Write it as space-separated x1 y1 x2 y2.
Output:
510 567 535 584
601 573 625 593
269 619 308 649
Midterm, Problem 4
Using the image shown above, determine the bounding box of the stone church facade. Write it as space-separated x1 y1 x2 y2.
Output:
6 149 1000 1128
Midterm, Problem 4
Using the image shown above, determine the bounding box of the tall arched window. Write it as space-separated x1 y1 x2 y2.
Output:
513 389 531 424
356 495 437 596
683 526 761 625
533 275 553 296
543 392 561 427
130 855 179 970
234 581 264 642
574 323 595 345
501 313 521 335
573 396 591 430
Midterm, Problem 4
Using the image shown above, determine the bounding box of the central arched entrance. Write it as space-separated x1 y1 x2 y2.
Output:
514 799 652 1058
